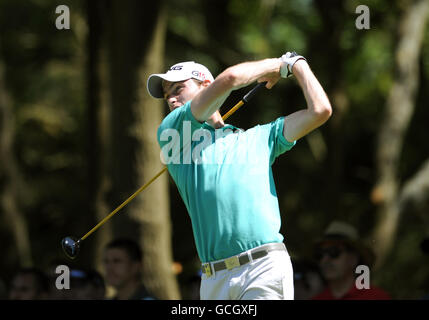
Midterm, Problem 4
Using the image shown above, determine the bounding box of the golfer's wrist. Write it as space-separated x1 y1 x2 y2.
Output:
279 52 307 77
262 58 282 75
290 59 309 76
274 58 283 74
291 59 307 73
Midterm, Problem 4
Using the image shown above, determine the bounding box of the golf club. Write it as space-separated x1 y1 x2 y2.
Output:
61 81 267 259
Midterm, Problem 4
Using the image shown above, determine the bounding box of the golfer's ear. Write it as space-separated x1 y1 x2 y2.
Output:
201 80 211 88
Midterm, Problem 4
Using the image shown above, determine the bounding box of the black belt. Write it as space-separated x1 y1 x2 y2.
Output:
201 243 286 277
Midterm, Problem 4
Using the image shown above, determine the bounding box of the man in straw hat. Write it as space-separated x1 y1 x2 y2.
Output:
312 221 390 300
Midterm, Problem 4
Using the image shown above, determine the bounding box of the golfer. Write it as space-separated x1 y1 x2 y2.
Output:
147 52 332 300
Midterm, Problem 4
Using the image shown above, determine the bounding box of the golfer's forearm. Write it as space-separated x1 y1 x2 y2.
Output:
191 58 280 122
225 58 280 89
191 75 234 122
292 60 332 118
281 60 332 141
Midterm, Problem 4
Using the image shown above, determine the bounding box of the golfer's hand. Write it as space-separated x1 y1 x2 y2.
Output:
258 75 280 89
279 51 306 78
257 60 282 89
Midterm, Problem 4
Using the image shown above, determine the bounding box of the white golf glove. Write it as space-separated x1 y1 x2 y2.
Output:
279 51 306 78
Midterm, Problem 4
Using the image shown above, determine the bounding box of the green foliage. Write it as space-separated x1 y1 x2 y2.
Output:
0 0 428 299
0 0 86 275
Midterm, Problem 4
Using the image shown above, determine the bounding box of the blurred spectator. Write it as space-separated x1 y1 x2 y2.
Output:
8 267 50 300
44 260 105 300
69 268 106 299
292 259 325 300
311 221 391 300
103 238 156 300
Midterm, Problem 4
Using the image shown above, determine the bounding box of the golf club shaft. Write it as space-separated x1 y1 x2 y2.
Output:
81 167 168 241
220 82 266 121
79 81 267 242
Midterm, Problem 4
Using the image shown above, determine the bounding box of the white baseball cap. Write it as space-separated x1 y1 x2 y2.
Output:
147 61 215 99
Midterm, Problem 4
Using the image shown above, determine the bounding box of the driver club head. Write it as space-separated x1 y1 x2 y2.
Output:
61 236 81 260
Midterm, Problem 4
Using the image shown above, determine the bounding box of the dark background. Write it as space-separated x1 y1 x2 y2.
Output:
0 0 429 299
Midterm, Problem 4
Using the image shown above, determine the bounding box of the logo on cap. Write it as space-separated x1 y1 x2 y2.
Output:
192 70 207 80
169 65 183 71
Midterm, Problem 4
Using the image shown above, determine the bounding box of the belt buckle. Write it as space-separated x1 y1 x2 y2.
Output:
202 263 212 277
224 256 240 270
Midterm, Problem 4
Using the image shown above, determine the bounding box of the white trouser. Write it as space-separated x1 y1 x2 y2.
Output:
200 244 294 300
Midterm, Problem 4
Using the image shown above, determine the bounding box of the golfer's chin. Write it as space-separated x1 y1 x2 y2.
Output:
169 104 183 112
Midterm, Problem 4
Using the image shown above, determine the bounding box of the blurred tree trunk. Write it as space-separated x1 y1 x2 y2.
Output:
133 6 179 300
107 1 180 299
312 1 349 217
0 46 32 267
370 0 429 268
86 0 112 271
398 158 429 224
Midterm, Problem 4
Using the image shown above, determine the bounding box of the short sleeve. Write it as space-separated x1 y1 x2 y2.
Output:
268 116 296 165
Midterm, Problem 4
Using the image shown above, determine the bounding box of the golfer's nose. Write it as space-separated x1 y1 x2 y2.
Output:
167 96 178 108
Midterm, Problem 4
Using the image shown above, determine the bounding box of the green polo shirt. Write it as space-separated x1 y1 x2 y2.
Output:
157 101 295 263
